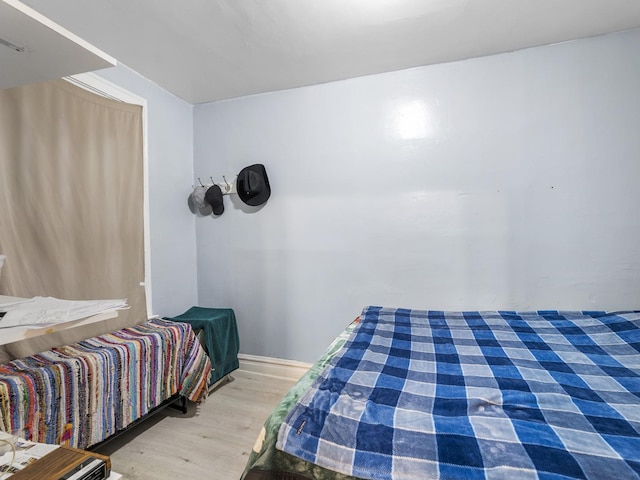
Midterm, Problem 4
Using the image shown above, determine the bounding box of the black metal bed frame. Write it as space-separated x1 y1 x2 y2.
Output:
87 393 187 452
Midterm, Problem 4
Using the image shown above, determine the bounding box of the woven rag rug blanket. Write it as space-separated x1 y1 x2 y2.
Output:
0 318 211 448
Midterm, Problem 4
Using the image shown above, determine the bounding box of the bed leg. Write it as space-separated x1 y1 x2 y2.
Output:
178 395 187 414
168 395 188 414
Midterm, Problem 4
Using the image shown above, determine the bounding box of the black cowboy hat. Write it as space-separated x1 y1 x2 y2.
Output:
237 164 270 207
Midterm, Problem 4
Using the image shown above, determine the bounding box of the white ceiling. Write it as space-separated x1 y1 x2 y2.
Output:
17 0 640 104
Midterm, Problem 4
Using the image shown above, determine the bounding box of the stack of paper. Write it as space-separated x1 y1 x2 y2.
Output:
0 297 128 329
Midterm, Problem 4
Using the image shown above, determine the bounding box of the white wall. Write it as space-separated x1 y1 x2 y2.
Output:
195 29 640 363
96 64 198 317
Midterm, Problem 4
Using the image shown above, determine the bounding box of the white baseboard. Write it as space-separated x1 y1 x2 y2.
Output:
238 353 312 381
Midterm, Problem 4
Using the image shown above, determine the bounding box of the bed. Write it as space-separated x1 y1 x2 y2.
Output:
243 305 640 480
0 318 211 449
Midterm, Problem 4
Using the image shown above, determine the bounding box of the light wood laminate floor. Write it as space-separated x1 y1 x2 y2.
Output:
94 370 296 480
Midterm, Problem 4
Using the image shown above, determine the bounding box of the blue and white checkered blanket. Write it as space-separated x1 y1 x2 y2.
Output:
277 306 640 479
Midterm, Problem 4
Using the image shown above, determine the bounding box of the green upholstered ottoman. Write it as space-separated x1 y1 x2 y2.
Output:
165 307 240 386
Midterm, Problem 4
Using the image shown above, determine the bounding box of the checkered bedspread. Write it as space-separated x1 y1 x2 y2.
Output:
277 306 640 479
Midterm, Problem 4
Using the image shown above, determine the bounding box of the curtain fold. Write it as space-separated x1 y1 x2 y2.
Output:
0 79 146 355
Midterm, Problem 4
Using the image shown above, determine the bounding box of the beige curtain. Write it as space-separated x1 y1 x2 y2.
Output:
0 79 146 357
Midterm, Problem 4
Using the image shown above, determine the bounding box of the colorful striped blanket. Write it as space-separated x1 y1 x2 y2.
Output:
278 306 640 480
0 318 211 448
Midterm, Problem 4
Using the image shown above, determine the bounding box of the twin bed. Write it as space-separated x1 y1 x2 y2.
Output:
0 318 210 449
243 306 640 480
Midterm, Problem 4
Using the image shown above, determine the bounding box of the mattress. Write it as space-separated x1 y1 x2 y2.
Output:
245 306 640 480
0 318 211 448
243 319 360 480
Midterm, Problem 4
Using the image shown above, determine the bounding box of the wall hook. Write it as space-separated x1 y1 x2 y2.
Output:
198 177 204 187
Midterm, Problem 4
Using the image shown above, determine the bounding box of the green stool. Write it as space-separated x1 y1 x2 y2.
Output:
165 307 240 387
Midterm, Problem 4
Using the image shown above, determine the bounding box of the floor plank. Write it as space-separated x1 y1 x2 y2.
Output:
94 370 296 479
